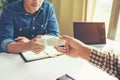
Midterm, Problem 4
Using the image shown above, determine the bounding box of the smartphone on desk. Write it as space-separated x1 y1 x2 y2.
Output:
56 74 75 80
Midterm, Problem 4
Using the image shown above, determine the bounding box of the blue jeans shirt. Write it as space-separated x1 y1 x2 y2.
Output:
0 1 60 52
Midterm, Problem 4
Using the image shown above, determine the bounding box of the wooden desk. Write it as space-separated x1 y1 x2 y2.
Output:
0 39 118 80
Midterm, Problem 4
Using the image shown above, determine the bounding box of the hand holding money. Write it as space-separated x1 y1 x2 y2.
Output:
37 35 66 46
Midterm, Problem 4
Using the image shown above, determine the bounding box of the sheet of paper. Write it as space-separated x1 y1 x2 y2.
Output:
37 35 66 46
20 46 62 62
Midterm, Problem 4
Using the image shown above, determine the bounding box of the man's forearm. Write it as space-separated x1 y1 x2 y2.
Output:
7 42 30 53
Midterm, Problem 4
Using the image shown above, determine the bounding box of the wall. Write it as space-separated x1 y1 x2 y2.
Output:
52 0 60 22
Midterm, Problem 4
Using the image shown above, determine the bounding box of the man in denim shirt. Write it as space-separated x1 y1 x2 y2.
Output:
0 0 60 53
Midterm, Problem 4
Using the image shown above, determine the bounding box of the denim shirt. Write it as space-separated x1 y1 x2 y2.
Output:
0 1 60 52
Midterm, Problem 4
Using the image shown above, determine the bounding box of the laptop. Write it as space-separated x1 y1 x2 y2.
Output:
73 22 106 48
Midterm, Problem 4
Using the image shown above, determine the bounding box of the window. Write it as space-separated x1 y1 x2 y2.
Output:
86 0 113 37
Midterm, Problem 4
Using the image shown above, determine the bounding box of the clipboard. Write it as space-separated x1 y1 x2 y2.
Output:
19 46 63 62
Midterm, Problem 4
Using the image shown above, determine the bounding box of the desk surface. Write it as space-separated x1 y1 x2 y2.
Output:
0 39 119 80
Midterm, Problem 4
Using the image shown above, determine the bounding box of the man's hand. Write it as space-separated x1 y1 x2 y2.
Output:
15 36 30 43
54 35 91 60
27 35 45 54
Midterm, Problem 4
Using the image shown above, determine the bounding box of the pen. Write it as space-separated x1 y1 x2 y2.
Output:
43 51 49 56
65 74 75 80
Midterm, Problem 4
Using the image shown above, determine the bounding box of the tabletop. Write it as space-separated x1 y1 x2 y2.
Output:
0 39 119 80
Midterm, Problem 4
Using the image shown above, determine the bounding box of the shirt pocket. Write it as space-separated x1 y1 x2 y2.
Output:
15 21 30 31
36 22 48 31
14 21 31 38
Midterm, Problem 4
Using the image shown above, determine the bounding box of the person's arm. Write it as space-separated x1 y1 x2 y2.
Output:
7 41 30 53
0 5 15 52
46 2 60 36
55 35 91 60
0 6 29 53
55 35 120 79
7 35 45 53
89 49 120 78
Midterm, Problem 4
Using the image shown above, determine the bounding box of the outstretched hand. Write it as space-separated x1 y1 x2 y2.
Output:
55 35 91 60
28 35 45 54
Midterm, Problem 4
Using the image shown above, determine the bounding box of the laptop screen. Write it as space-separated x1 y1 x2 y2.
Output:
73 22 106 44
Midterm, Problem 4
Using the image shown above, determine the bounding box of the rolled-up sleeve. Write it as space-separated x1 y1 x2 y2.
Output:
1 39 14 52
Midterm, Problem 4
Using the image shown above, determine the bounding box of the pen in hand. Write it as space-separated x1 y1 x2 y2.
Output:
43 51 49 56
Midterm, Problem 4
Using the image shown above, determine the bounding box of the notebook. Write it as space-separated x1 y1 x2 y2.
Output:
20 46 63 62
19 35 66 62
73 22 106 44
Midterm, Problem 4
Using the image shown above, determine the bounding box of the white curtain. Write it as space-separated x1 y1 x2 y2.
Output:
86 0 96 22
107 0 120 40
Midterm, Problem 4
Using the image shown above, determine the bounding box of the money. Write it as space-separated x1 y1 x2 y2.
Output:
37 35 66 46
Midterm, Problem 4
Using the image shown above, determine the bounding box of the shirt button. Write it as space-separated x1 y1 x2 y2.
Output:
32 35 34 37
41 25 43 28
25 13 29 15
33 18 35 20
33 27 35 30
19 28 22 31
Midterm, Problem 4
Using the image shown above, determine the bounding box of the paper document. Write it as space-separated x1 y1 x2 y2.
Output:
20 46 63 62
